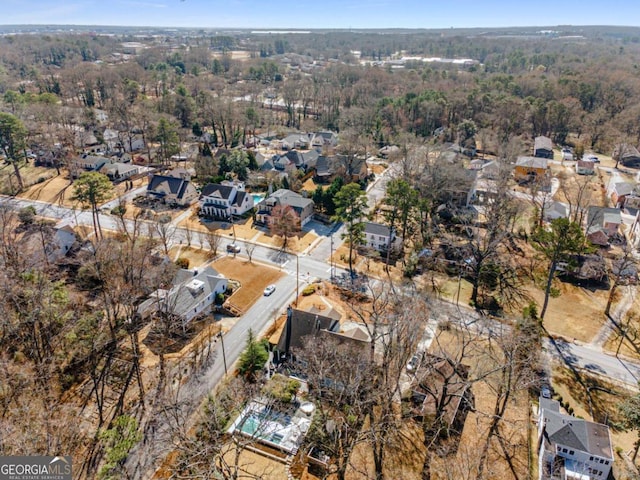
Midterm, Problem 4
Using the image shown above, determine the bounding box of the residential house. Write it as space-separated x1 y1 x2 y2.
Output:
282 133 311 151
283 149 320 171
609 182 640 208
537 396 613 480
534 136 554 159
255 189 315 226
199 181 254 219
543 201 570 222
46 226 77 263
362 222 402 254
514 156 549 183
101 162 140 182
146 174 198 207
586 206 622 246
575 160 596 176
69 154 112 179
275 306 370 365
313 154 368 183
136 266 228 326
613 143 640 168
311 131 338 148
408 355 474 433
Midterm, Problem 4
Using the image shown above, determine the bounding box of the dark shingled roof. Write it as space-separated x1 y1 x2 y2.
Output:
364 222 392 237
276 308 340 356
201 183 235 200
147 174 189 196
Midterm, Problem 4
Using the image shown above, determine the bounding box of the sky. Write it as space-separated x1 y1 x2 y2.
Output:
2 0 640 30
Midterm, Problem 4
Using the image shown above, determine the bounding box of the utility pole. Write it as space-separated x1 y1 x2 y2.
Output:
218 331 227 375
330 234 335 279
295 253 299 306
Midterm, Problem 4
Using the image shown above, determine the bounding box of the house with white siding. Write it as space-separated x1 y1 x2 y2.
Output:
538 397 613 480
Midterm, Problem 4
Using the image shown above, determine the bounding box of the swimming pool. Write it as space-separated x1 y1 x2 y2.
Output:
252 193 265 204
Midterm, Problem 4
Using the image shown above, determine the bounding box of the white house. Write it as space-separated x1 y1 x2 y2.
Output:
362 222 402 253
136 266 228 326
199 182 254 219
538 397 613 480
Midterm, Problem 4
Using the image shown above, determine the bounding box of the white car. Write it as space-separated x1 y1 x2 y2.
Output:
406 353 422 373
263 285 276 296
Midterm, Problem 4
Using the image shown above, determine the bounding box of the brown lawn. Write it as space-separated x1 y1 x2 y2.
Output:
168 245 213 268
17 174 78 207
603 292 640 360
529 283 609 343
254 229 318 254
1 163 58 195
212 256 284 312
220 445 288 479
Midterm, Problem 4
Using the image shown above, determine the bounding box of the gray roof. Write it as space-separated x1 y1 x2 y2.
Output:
534 136 553 151
269 189 314 210
613 182 636 197
137 266 226 320
364 222 392 237
542 408 613 459
587 206 622 232
516 156 548 169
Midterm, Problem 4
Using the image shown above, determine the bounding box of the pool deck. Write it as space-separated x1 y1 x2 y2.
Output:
227 399 313 454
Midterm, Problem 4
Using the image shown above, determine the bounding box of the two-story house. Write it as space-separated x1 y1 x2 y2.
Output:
538 396 613 480
255 189 315 226
534 136 554 159
136 266 228 327
515 156 549 183
199 181 254 219
586 206 622 246
146 174 198 207
362 222 403 254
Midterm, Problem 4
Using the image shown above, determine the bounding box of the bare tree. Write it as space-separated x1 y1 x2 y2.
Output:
268 204 300 252
605 246 637 317
154 217 177 256
204 228 222 258
245 242 256 263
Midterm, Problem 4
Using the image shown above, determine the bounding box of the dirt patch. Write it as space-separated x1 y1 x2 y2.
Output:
212 256 284 312
369 164 387 175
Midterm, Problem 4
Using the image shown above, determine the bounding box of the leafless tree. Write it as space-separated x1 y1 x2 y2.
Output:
245 242 256 263
204 228 222 258
605 246 637 317
154 217 177 256
268 204 300 252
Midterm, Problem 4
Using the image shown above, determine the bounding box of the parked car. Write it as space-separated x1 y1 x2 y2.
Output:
226 243 241 253
561 147 573 161
541 386 552 399
406 353 422 373
263 284 276 296
585 154 600 163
